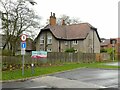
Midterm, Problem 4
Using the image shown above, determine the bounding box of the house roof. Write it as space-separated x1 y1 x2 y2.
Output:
100 38 120 46
100 39 110 46
111 38 120 44
36 23 101 41
35 23 101 41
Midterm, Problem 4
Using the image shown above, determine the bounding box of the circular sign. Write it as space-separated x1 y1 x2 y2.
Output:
21 34 27 42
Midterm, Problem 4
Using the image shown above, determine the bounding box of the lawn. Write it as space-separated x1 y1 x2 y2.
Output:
2 62 119 81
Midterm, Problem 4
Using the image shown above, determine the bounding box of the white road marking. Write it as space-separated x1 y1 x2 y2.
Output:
106 85 118 88
27 86 49 88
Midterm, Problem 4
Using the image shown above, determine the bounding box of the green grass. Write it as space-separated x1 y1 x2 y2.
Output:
2 62 119 81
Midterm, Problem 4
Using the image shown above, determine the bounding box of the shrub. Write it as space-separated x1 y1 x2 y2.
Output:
65 47 76 53
100 48 107 53
2 50 13 56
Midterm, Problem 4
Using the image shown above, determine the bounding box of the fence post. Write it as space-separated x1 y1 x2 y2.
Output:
70 53 73 62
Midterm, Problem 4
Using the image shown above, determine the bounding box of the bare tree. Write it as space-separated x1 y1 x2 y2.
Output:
57 14 82 25
26 0 37 5
45 14 82 25
1 0 41 55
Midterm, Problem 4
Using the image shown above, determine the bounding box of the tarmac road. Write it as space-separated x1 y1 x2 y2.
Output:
2 62 119 89
49 68 119 88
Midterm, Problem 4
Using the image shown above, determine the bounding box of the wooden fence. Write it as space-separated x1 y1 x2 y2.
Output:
2 52 110 64
2 52 111 65
2 52 111 71
47 52 95 63
2 52 96 65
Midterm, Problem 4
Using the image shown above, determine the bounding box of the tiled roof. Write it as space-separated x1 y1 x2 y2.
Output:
111 38 120 44
41 23 100 40
100 39 110 46
100 38 120 46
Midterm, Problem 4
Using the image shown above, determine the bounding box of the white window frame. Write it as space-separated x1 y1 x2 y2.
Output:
47 35 52 44
73 40 78 45
40 35 44 44
47 48 52 52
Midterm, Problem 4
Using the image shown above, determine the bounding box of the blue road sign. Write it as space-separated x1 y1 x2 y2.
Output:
21 42 26 48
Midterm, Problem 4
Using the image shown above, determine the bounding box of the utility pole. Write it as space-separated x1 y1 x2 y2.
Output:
112 42 115 61
110 39 116 62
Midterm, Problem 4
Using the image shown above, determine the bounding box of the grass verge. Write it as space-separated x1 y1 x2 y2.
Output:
2 62 119 81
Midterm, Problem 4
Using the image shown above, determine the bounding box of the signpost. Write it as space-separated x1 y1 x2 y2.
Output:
20 34 27 42
112 40 115 62
21 42 26 49
31 51 47 75
20 34 27 76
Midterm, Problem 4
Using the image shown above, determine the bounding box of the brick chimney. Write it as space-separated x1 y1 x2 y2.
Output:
49 12 56 26
62 20 66 25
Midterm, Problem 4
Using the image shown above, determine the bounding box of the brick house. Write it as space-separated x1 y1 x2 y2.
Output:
35 13 101 53
101 38 120 54
100 39 110 50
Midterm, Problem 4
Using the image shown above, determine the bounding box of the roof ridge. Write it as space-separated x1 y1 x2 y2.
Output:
66 22 89 26
47 23 92 28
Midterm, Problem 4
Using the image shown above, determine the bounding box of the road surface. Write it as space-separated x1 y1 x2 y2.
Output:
50 68 119 88
2 62 119 89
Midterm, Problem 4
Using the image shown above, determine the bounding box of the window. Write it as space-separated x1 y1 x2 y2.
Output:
65 41 68 45
47 48 52 52
75 49 78 53
47 35 52 44
40 35 44 44
73 40 78 45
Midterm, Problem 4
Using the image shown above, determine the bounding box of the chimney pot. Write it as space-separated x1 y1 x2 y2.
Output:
53 13 55 17
51 12 52 16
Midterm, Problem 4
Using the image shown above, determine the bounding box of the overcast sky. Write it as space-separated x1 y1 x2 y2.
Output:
31 0 119 39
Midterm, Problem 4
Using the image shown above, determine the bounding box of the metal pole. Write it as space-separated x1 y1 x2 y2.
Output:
22 55 24 76
31 58 34 75
113 43 115 62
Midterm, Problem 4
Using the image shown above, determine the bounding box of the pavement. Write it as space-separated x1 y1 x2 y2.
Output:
105 62 120 66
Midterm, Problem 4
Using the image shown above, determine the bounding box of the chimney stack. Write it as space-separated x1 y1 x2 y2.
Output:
49 12 56 26
62 20 66 25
